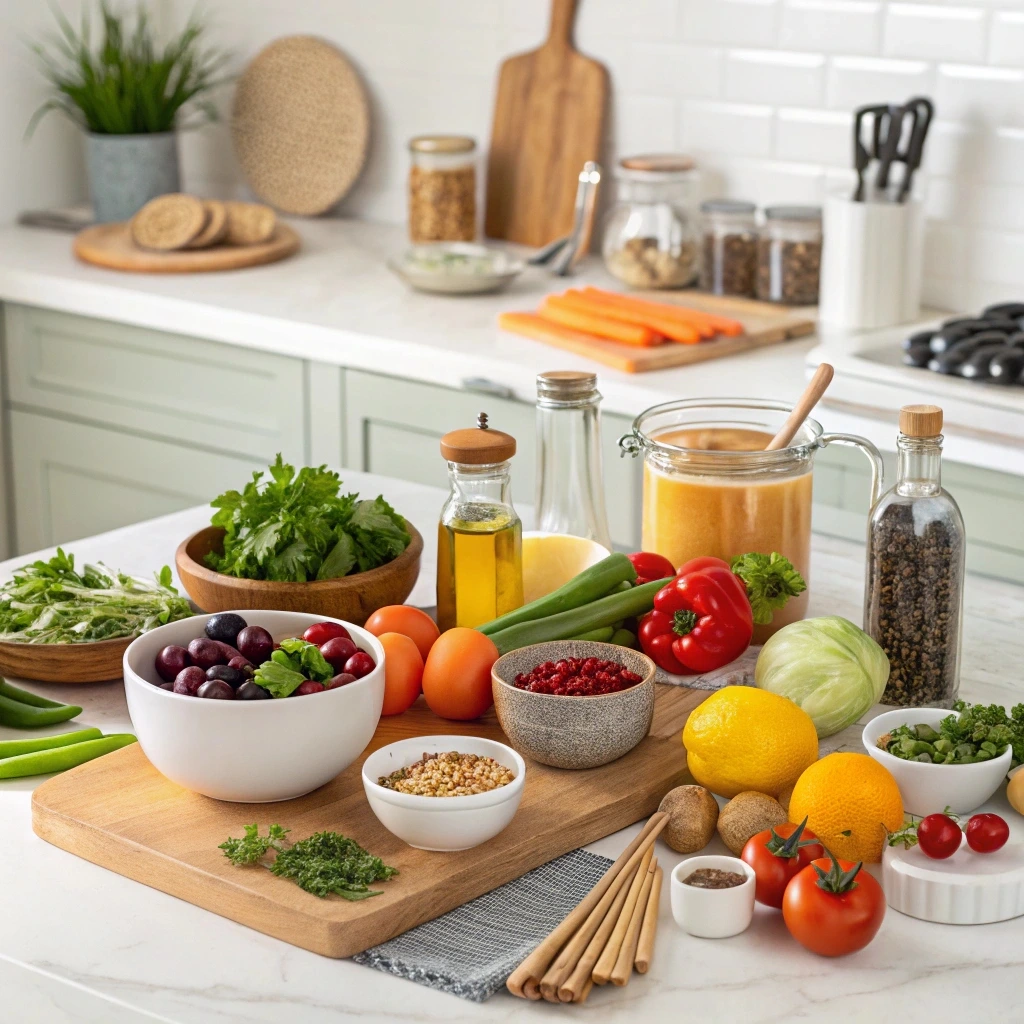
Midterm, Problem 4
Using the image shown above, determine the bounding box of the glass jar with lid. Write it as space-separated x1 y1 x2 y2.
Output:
756 205 823 304
408 135 477 243
602 155 699 289
700 199 757 297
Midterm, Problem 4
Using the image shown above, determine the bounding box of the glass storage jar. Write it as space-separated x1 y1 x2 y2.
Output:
756 205 822 305
408 135 477 243
700 199 757 297
602 155 699 289
865 405 965 708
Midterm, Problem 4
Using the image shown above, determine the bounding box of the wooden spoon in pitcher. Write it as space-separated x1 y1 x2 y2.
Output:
765 363 834 451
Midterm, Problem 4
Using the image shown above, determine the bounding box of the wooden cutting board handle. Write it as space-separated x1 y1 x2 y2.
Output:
546 0 580 48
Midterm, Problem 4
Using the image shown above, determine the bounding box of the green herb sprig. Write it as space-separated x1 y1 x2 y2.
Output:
730 551 807 625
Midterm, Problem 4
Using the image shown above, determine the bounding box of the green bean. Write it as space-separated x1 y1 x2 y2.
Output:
569 627 616 643
0 692 82 728
0 678 68 708
0 734 136 778
610 628 637 648
0 727 102 758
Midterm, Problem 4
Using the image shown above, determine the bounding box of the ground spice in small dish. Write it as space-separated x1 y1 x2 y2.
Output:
377 751 515 797
513 657 642 697
683 868 747 889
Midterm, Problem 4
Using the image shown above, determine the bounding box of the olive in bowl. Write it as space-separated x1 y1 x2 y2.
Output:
123 610 385 802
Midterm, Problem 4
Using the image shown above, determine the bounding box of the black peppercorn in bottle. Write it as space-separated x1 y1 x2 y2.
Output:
865 405 965 708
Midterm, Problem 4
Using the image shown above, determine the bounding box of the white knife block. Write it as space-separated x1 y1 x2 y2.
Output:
818 194 924 330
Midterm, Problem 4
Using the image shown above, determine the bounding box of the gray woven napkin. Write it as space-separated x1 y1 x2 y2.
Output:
352 848 613 1002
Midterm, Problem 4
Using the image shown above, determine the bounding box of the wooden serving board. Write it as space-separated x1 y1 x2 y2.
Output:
513 292 816 374
73 222 300 274
0 636 130 684
32 685 705 959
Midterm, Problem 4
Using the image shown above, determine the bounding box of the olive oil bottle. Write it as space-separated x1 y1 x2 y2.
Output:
436 414 523 631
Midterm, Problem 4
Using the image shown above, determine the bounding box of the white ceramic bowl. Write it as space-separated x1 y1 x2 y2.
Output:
670 855 756 938
362 735 526 851
863 706 1012 816
124 610 384 802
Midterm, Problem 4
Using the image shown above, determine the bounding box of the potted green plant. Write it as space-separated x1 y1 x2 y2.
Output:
29 2 227 223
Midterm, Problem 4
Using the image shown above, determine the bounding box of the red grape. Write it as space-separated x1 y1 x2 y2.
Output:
212 640 241 662
173 666 206 696
228 656 254 677
236 626 273 665
197 679 235 699
187 638 226 670
155 645 190 682
343 651 376 678
294 680 326 696
326 673 357 689
320 636 358 671
966 813 1009 853
303 621 351 646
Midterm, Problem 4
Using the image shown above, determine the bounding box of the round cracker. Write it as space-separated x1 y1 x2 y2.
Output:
185 200 229 249
130 194 207 251
224 201 277 245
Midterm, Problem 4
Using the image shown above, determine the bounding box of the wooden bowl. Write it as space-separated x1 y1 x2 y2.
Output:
175 523 424 625
0 636 132 683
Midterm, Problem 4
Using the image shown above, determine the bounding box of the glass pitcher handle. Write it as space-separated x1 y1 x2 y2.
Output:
818 433 885 507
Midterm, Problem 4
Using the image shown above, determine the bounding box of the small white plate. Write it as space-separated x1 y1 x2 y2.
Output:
387 243 524 295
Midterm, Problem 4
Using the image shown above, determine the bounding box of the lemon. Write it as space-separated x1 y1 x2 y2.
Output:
789 752 903 863
521 532 610 605
682 687 819 799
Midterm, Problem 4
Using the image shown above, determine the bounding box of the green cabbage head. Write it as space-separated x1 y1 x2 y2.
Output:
754 616 890 738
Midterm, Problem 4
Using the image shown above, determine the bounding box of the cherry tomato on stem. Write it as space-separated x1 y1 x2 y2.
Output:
966 813 1009 853
917 813 962 859
741 817 825 908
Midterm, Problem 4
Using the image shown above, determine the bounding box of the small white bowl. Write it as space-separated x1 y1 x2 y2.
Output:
671 855 756 939
124 610 384 802
362 735 525 851
863 707 1012 816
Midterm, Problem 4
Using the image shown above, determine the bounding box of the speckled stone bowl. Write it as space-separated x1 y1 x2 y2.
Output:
491 641 656 770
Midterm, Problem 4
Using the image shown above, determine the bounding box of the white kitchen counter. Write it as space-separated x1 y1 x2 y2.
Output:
3 469 1024 1024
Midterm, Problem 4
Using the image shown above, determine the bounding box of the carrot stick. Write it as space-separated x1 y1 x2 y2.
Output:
498 311 608 349
556 291 702 344
538 297 661 347
576 288 714 338
581 287 745 336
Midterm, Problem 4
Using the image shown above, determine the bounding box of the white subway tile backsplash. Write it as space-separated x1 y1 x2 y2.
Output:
680 0 780 47
923 222 967 281
983 128 1024 185
775 108 853 165
827 56 933 109
615 96 678 154
968 229 1024 285
883 4 987 62
714 157 826 205
725 50 826 106
780 0 882 55
936 64 1024 127
989 12 1024 67
681 100 774 156
628 42 724 99
578 0 678 39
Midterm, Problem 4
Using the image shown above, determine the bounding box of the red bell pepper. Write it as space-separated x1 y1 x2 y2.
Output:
638 565 753 674
626 551 677 586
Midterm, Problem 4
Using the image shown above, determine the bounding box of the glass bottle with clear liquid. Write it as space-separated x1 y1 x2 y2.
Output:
436 414 523 631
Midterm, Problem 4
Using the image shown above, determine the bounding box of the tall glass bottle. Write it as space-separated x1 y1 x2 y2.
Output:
865 405 966 707
535 371 613 550
437 413 523 631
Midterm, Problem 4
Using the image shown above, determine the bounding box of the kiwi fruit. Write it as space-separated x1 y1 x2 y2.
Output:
659 785 719 853
717 791 788 855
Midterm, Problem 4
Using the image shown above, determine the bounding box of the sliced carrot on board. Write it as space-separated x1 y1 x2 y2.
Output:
498 312 606 347
538 297 662 347
575 288 715 338
580 287 745 337
556 290 701 344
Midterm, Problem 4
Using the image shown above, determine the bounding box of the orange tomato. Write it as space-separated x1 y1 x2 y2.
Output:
378 632 423 716
364 605 441 661
422 627 498 721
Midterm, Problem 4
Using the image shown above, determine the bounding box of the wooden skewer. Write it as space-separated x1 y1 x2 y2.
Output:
506 812 668 998
635 864 663 974
557 858 639 1002
611 859 656 986
765 362 834 451
592 845 654 985
538 818 666 999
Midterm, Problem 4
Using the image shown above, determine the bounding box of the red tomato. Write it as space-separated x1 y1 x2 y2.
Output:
741 819 826 908
917 813 962 859
782 855 886 957
302 621 351 646
422 628 498 720
378 632 424 716
343 651 376 679
626 552 676 585
676 556 730 577
966 813 1009 854
364 605 441 661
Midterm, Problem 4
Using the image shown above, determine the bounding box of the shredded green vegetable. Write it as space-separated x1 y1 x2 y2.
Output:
0 548 193 644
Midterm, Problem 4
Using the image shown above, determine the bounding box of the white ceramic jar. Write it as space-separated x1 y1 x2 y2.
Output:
670 855 756 938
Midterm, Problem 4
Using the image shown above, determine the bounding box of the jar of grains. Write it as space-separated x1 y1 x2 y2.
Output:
408 135 477 243
756 205 822 304
700 199 757 296
865 405 966 708
602 155 700 289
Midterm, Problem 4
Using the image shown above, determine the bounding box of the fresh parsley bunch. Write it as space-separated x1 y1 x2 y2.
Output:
206 456 410 582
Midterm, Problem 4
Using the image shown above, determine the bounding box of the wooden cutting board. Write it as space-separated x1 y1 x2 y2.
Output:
508 292 816 373
485 0 607 247
73 223 300 274
32 685 704 959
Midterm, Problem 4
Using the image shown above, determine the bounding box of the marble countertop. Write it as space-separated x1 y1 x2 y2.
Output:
3 473 1024 1024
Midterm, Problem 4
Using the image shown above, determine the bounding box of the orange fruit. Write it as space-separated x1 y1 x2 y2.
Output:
788 752 904 863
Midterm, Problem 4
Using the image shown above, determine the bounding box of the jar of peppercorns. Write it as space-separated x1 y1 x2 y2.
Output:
865 405 966 708
700 199 757 296
408 135 477 242
756 205 822 304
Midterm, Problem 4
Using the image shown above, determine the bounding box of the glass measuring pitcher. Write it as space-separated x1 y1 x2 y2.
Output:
619 398 883 641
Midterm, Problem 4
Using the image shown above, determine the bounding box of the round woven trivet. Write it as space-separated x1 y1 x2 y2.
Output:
231 35 370 216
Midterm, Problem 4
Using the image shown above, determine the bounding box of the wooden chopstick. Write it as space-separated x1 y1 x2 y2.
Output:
592 845 654 985
611 859 657 986
635 864 663 974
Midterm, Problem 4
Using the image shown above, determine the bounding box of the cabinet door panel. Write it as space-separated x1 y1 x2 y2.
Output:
9 411 262 553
